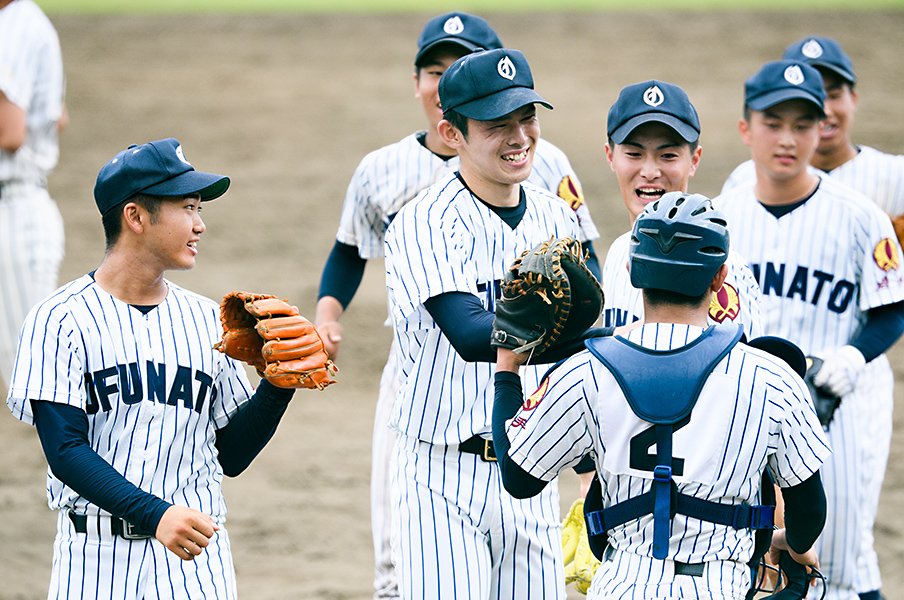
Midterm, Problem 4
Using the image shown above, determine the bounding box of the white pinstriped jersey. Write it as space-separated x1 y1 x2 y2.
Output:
714 175 904 356
601 231 764 338
506 323 831 566
721 147 904 217
337 133 598 260
6 276 254 520
384 173 581 444
0 0 65 183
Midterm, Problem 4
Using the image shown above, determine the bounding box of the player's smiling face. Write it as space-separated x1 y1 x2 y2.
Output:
415 48 468 131
815 71 858 159
456 104 540 204
741 100 821 182
145 195 206 271
605 122 702 221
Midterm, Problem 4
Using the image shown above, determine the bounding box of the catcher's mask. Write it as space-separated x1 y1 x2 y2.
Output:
629 191 729 297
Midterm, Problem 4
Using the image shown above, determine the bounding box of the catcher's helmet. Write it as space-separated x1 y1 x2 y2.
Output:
629 192 729 297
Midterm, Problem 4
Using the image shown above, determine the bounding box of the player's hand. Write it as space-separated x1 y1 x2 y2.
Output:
812 345 865 397
496 347 530 373
769 527 819 569
316 320 343 359
155 505 219 561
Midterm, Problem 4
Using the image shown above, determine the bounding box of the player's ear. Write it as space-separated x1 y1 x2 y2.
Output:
709 263 729 294
604 143 615 170
438 119 462 149
738 118 751 146
689 145 703 176
122 202 144 233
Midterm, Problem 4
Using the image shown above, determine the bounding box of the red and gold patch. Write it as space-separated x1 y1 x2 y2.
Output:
873 238 900 272
557 175 585 212
709 282 740 323
522 377 549 411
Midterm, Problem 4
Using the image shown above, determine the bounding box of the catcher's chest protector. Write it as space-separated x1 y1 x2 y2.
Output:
582 324 772 560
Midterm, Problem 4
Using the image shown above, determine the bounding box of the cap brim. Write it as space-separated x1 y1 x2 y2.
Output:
141 170 231 201
609 113 699 145
415 38 480 66
811 61 856 85
452 87 553 121
747 89 826 117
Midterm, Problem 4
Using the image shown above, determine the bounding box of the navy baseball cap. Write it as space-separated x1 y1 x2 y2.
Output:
94 138 230 215
783 36 856 85
607 80 700 144
415 12 503 67
744 60 826 116
439 48 552 121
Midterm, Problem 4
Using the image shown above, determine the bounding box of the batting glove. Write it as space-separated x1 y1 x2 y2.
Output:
812 345 865 398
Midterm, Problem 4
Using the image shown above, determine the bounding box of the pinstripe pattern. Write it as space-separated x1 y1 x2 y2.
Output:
6 276 253 599
505 323 831 599
0 0 66 389
340 128 599 597
601 232 764 337
715 174 904 598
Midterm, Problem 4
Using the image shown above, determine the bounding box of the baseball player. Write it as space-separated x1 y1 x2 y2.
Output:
0 0 67 392
491 191 831 599
6 138 309 599
600 80 763 339
714 59 904 600
721 41 904 600
384 48 587 599
314 12 601 598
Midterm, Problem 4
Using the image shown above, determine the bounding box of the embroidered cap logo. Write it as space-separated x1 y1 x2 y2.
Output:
175 145 192 166
801 39 824 59
443 16 464 35
784 65 805 85
497 56 516 81
643 85 665 107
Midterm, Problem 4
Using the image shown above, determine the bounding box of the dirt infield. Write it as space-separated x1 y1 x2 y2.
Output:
3 10 904 599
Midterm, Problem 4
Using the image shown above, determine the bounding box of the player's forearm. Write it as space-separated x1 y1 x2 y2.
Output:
30 400 171 534
849 301 904 362
780 471 826 554
583 241 602 283
492 371 548 499
0 95 27 151
315 295 345 327
317 240 367 309
215 380 295 477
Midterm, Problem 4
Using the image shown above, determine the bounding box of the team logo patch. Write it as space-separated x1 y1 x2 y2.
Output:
784 65 805 85
443 16 464 35
873 237 900 271
801 39 824 59
175 144 192 166
643 85 664 107
522 377 549 411
497 56 516 80
557 175 585 212
709 282 740 323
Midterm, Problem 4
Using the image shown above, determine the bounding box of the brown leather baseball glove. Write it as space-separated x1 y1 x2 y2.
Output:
213 291 338 390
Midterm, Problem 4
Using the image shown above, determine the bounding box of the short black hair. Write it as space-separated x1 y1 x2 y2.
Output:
102 193 164 250
643 287 709 308
443 108 469 138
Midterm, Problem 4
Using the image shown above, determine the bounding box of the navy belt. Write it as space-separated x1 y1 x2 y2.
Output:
459 435 497 462
68 511 153 540
674 561 705 577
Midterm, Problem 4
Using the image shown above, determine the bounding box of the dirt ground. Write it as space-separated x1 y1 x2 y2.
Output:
3 9 904 599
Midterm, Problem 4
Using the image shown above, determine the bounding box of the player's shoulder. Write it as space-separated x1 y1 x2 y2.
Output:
24 274 98 324
734 341 806 385
817 174 886 216
855 144 904 165
603 231 631 263
354 132 427 172
534 138 569 163
0 0 57 36
389 172 462 224
164 281 220 313
712 183 755 210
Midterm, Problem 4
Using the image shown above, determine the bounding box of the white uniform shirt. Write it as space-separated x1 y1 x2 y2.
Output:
0 0 65 182
6 276 254 520
506 323 831 563
602 231 764 338
337 133 598 260
384 173 581 444
714 175 904 355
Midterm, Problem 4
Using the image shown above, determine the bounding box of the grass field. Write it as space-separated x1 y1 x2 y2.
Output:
35 0 904 14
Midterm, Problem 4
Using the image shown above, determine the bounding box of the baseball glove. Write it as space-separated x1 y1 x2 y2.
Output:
804 356 841 428
491 237 603 357
213 291 338 390
562 498 601 595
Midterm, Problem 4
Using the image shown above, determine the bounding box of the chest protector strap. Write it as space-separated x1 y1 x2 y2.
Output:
584 325 773 559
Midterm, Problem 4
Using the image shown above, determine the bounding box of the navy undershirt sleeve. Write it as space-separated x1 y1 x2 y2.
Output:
849 301 904 363
318 240 367 308
424 292 612 364
780 471 826 553
31 400 171 535
584 241 602 283
215 379 295 476
492 371 548 498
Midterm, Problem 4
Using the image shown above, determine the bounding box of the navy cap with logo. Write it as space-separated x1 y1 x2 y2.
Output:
415 12 503 68
439 48 552 121
744 60 826 116
93 138 230 215
607 80 701 145
783 36 855 85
